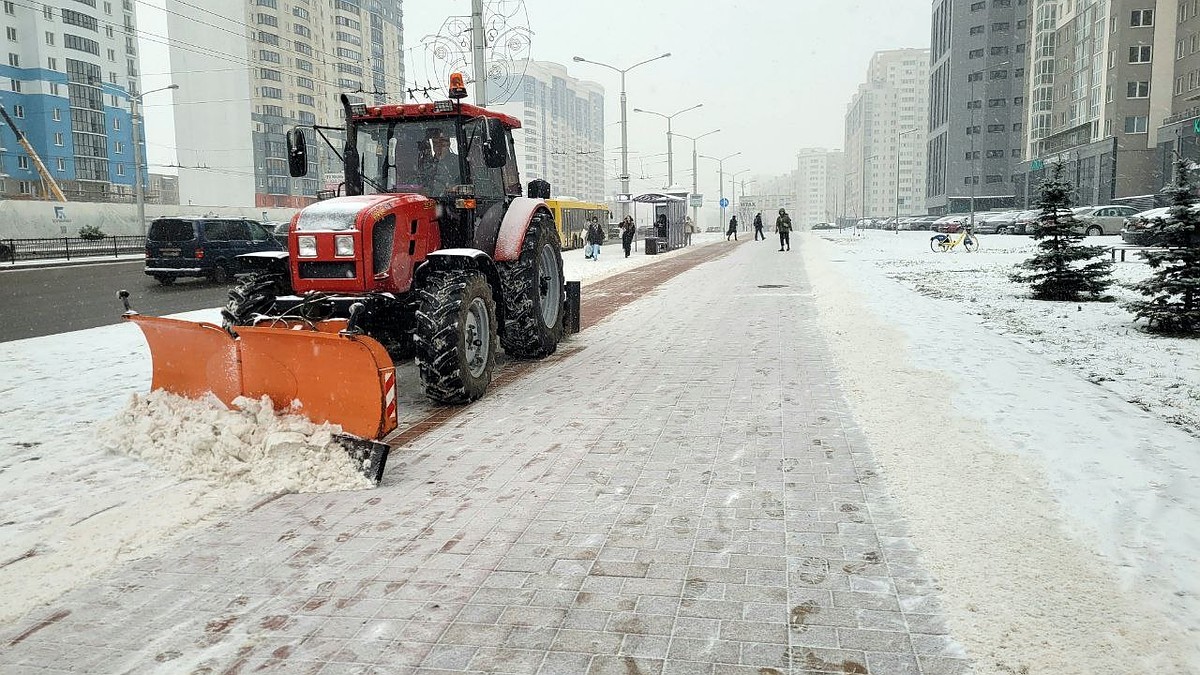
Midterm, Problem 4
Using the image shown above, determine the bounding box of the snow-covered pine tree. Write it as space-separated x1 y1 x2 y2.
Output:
1010 163 1114 301
1125 156 1200 334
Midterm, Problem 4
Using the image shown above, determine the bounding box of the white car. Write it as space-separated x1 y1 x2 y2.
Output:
1071 205 1140 235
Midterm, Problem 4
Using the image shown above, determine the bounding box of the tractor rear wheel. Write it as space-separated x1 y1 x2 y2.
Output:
221 273 283 330
415 269 497 403
498 214 564 358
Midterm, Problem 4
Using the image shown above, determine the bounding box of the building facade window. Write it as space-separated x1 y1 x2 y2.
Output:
1124 115 1149 133
256 13 277 26
1128 81 1150 97
1129 45 1152 62
54 132 64 145
260 86 283 99
970 25 985 35
1131 9 1154 26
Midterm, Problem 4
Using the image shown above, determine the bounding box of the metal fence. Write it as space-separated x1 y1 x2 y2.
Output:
0 236 146 264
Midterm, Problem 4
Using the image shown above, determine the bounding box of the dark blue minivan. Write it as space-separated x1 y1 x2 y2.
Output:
144 217 283 285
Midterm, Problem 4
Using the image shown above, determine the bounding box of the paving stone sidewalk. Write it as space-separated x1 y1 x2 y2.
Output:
1 240 972 674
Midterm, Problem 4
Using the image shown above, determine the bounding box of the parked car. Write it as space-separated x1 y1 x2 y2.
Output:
932 214 968 233
1022 208 1076 236
269 221 290 246
976 210 1022 234
144 216 283 286
1121 205 1200 246
1071 205 1140 236
905 216 940 231
812 222 838 230
1010 209 1041 235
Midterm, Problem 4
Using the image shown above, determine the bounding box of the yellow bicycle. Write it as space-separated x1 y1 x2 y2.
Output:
930 226 979 252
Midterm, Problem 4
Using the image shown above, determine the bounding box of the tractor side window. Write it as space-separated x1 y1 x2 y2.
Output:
502 132 521 196
465 119 504 200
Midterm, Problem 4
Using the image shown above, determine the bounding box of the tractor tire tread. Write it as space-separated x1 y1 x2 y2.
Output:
415 269 496 404
497 214 564 359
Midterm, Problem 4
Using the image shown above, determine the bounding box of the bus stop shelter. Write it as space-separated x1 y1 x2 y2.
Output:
632 192 687 252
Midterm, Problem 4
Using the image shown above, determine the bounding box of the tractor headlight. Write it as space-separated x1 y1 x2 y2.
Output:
335 235 355 257
298 235 317 258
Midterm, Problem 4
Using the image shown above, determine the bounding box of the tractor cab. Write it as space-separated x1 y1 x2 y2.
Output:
286 77 524 249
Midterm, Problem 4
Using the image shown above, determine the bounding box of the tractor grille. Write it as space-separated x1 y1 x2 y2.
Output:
298 261 357 279
372 215 395 274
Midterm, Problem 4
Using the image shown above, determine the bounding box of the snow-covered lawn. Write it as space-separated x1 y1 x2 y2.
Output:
0 234 726 627
831 230 1199 437
803 230 1200 672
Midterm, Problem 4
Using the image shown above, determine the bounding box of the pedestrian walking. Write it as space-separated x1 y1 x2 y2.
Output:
684 216 695 246
584 216 606 260
619 215 636 258
726 215 739 241
753 212 765 241
775 208 793 251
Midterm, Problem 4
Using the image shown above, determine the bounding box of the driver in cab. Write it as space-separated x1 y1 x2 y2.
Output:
424 129 459 195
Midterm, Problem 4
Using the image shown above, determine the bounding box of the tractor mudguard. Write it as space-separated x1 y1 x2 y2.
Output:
124 314 396 484
494 197 551 262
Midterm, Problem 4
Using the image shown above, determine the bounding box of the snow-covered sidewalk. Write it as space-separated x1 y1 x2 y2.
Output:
0 234 728 627
802 230 1199 672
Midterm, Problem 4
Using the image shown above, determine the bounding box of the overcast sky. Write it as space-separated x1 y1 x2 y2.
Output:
142 0 933 200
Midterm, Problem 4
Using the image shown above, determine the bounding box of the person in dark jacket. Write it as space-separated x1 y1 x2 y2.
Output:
619 215 636 258
775 208 793 251
753 212 765 240
584 217 605 260
726 215 739 241
655 213 668 240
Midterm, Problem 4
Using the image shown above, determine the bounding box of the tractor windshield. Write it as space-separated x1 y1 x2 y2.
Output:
355 118 465 197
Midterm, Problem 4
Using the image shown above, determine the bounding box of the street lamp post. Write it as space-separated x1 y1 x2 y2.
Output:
674 128 719 233
700 151 741 228
730 169 748 229
860 152 879 227
573 52 671 220
131 83 179 236
896 127 920 231
633 103 702 188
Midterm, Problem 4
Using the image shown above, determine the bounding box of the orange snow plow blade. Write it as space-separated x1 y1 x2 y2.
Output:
124 314 396 484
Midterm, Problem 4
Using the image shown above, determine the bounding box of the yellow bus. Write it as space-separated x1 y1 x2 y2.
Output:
545 199 610 250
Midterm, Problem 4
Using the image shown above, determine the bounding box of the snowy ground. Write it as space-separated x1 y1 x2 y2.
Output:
802 230 1200 672
0 233 725 627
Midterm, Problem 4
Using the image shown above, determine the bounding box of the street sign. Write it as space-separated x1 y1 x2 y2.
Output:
615 193 632 202
1192 119 1200 135
688 194 703 208
1030 159 1044 171
719 197 729 208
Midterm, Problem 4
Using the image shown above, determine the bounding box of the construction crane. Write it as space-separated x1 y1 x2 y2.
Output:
0 103 67 202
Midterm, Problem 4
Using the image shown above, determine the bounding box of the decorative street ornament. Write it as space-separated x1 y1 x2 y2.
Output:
419 0 532 106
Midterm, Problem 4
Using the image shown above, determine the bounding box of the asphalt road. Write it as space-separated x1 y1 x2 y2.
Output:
0 260 230 343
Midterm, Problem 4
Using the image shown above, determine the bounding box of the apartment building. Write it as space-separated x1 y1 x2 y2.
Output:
492 60 604 202
845 48 929 220
794 148 844 227
168 0 404 208
1017 0 1171 206
927 0 1028 214
0 0 144 201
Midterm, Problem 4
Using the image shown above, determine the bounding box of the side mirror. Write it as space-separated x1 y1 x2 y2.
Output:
482 118 508 169
286 128 308 177
528 179 551 199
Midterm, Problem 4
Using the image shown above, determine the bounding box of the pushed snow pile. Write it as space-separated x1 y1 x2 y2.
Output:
99 391 373 493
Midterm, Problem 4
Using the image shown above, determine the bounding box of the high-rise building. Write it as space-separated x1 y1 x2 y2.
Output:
845 48 929 221
492 60 604 202
168 0 404 208
794 148 844 227
1018 0 1178 206
927 0 1028 215
0 0 144 201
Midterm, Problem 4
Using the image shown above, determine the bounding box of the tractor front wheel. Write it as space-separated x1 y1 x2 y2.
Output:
221 273 283 330
498 214 564 358
415 269 498 403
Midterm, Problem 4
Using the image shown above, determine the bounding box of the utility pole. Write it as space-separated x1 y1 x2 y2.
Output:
574 52 672 221
896 128 920 230
471 0 487 106
701 151 740 229
675 129 718 236
634 104 702 188
130 84 179 236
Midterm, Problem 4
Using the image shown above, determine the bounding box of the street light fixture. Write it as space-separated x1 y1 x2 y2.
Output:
633 103 702 188
573 52 671 220
674 128 719 229
700 152 741 227
131 83 179 236
896 127 921 231
730 169 749 228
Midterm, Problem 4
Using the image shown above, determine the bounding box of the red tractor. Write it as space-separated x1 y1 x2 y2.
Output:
121 76 574 479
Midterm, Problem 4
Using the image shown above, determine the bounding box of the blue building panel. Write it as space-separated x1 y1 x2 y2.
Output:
104 104 141 186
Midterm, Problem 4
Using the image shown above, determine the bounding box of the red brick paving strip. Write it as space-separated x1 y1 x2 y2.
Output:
386 242 739 451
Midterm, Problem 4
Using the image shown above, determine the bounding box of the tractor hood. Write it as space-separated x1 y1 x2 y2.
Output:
295 194 401 232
